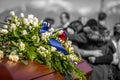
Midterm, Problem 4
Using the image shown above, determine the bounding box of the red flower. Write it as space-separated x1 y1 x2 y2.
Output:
59 31 67 41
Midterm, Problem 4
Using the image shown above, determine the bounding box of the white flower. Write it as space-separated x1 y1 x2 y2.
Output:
41 33 46 40
20 13 24 18
18 41 25 51
0 50 4 59
69 54 75 60
68 54 78 61
40 52 44 55
8 55 19 62
32 35 36 40
24 18 29 25
0 29 8 34
74 62 78 64
69 47 74 52
39 52 46 57
32 35 40 43
28 14 34 20
33 17 38 23
39 46 46 51
45 50 49 53
68 41 72 45
16 22 20 26
33 21 38 27
49 28 55 32
10 11 15 16
33 17 38 27
51 46 57 52
28 19 33 24
59 30 64 35
41 32 51 41
22 30 27 35
3 25 8 29
10 24 16 30
59 52 64 57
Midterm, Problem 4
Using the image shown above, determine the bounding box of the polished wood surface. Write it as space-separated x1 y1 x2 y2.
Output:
0 58 91 80
0 59 65 80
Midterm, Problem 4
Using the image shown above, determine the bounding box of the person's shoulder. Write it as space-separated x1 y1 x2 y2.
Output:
78 32 86 36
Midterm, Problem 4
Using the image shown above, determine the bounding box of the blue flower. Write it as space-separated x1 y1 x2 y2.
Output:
39 21 49 33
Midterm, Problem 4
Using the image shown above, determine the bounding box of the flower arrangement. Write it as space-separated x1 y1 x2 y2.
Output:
0 11 86 80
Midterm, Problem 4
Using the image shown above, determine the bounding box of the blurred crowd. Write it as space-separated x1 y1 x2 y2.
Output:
43 12 120 80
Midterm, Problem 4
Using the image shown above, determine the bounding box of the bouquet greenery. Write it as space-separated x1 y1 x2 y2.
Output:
0 11 86 80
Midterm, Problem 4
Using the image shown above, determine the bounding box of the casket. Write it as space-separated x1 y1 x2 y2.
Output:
0 59 92 80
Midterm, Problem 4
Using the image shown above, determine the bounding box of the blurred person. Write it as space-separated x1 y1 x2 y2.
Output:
59 12 70 30
66 19 116 80
44 17 55 28
98 12 107 27
78 16 88 26
66 20 103 57
111 23 120 80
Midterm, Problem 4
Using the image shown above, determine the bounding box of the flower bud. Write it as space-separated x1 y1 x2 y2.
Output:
22 30 27 35
51 46 57 52
10 11 15 16
3 25 8 29
20 13 24 18
0 29 8 34
28 14 34 19
10 24 16 30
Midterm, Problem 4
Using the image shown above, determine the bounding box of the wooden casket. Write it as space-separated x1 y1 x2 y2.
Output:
0 59 92 80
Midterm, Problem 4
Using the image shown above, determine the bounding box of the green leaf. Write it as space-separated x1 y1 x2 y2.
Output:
26 46 37 61
21 60 28 65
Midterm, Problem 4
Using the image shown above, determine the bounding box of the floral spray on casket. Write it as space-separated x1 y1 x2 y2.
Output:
0 11 86 80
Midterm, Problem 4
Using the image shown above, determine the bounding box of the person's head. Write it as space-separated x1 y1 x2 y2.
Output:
98 12 107 21
114 23 120 37
78 16 88 26
44 18 54 27
85 19 99 31
68 20 83 33
60 12 70 24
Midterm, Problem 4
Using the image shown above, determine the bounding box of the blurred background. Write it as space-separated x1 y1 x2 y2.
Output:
0 0 120 30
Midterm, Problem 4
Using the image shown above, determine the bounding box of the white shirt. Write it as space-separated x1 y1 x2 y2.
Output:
112 39 120 65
